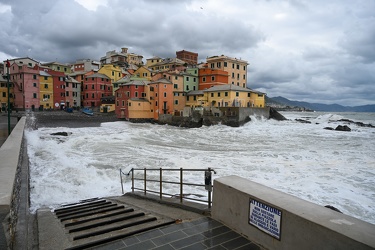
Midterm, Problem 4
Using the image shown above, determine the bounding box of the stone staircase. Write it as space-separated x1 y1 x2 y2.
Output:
37 198 176 250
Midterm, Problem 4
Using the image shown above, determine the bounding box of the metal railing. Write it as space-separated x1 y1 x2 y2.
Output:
120 168 216 208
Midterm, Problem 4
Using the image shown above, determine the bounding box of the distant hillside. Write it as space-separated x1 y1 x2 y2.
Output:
267 96 375 112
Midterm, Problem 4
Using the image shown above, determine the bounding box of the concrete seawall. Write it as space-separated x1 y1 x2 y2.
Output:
212 175 375 250
0 117 26 249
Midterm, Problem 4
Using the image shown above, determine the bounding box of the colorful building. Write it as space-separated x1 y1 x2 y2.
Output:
41 62 72 74
65 76 81 108
132 66 153 80
115 79 150 119
202 85 265 108
9 61 40 110
72 59 100 72
82 73 112 107
149 58 186 72
149 78 174 120
198 67 229 90
0 74 14 112
39 71 54 110
145 56 162 68
206 55 249 88
176 50 198 65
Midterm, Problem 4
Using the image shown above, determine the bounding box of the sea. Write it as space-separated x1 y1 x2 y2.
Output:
25 111 375 225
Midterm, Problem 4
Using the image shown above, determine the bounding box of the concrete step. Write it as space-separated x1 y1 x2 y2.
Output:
37 198 176 250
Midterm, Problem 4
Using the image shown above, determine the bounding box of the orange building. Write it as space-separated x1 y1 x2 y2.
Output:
198 68 229 90
176 50 198 65
148 78 174 120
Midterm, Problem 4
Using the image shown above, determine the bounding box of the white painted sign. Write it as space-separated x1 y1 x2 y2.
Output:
249 199 282 240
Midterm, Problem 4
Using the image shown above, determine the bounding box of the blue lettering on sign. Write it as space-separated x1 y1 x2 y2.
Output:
249 199 282 240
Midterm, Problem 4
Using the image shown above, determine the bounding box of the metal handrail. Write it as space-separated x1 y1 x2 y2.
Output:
120 167 216 209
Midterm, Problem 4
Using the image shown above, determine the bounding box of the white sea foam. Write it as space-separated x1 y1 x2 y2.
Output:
26 112 375 225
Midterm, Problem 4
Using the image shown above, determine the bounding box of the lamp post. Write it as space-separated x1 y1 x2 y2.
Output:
6 60 11 135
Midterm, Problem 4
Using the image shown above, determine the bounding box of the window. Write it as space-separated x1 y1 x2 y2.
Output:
92 93 95 98
237 64 240 70
225 92 228 97
155 101 158 107
164 85 167 88
202 77 206 82
122 100 125 106
164 92 167 97
224 62 227 67
217 62 221 68
193 96 196 101
66 82 69 87
135 92 138 97
85 93 88 98
186 76 189 81
237 73 240 80
33 83 37 87
243 65 246 70
248 93 251 97
174 100 178 105
193 78 196 82
66 91 69 97
128 102 131 106
33 75 37 79
232 73 235 78
174 93 179 96
187 96 190 101
232 63 235 69
85 85 88 90
218 92 221 97
92 85 95 89
33 93 37 98
174 84 178 89
44 76 48 80
193 86 196 90
186 85 189 91
243 75 246 80
211 76 215 81
211 93 214 97
44 84 48 89
112 71 114 76
236 92 239 97
210 63 214 68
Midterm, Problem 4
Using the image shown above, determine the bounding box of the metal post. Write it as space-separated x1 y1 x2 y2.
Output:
208 168 212 208
160 168 162 200
144 168 147 195
180 168 183 203
120 169 124 194
131 168 134 193
6 60 11 135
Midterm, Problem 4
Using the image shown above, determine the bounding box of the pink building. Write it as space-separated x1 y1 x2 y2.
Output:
9 62 40 110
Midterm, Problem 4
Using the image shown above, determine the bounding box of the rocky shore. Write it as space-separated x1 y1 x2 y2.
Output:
27 110 119 129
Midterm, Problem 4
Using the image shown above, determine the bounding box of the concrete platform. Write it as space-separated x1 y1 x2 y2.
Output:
36 194 262 249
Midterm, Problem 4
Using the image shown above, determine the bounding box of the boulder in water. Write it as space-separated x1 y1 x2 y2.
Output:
335 125 351 132
50 132 70 136
325 205 343 213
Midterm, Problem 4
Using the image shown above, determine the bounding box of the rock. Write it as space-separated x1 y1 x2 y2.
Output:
325 205 343 213
335 125 351 132
295 119 311 124
269 107 287 121
50 132 70 136
324 127 334 130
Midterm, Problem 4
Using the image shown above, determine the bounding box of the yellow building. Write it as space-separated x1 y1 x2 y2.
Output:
127 98 153 119
41 62 72 74
145 56 162 68
133 66 153 80
206 55 249 88
39 71 54 110
98 64 123 94
200 85 265 108
0 75 14 112
186 90 204 108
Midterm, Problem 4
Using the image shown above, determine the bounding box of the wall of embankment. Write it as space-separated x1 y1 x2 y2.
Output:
212 176 375 250
0 117 26 249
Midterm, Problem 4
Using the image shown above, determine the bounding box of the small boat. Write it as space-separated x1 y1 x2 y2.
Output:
82 107 94 116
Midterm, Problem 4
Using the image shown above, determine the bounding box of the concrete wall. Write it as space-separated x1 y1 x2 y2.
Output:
0 117 26 248
212 176 375 250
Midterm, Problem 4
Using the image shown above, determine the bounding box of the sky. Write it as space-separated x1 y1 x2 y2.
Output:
0 0 374 106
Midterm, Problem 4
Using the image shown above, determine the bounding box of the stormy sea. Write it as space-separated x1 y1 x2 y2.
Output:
25 111 375 225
